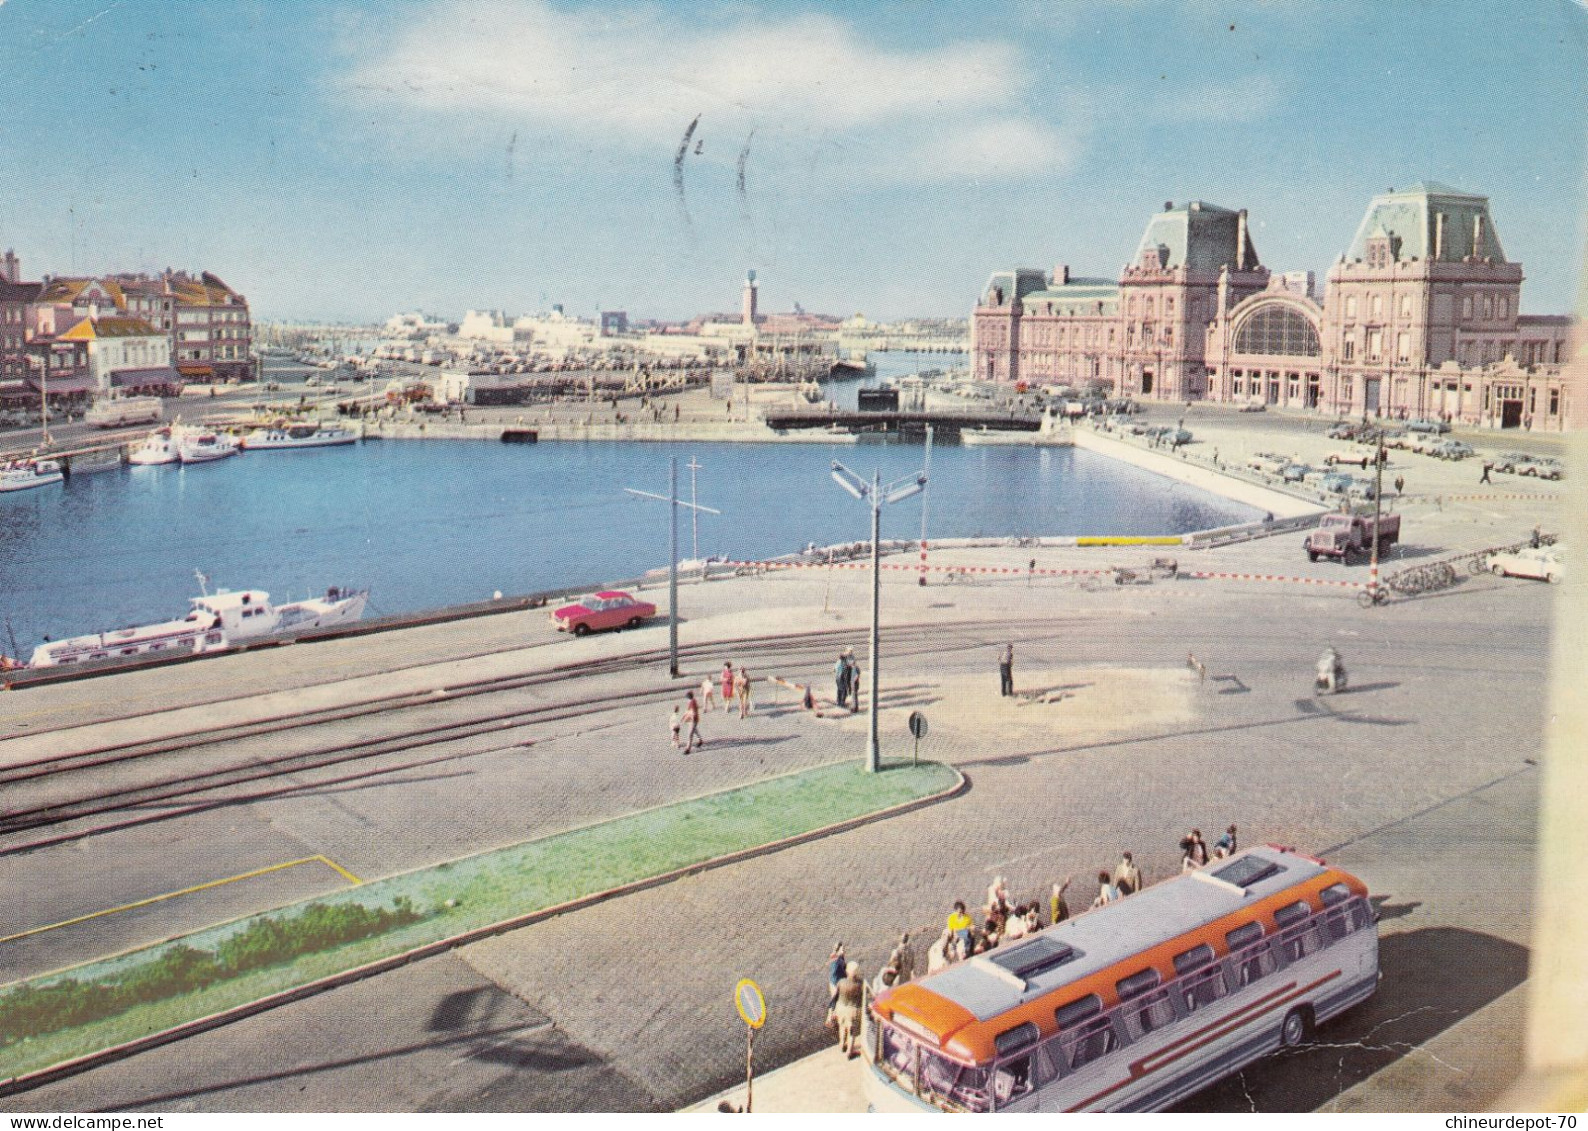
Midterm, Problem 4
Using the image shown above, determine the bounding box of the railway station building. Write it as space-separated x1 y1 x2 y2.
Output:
971 183 1578 432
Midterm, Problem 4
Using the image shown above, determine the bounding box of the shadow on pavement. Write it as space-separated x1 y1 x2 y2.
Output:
1174 926 1528 1112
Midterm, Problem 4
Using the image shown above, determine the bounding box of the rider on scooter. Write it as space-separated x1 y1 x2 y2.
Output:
1316 647 1346 693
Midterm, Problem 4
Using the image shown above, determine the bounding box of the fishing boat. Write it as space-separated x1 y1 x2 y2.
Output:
27 580 369 668
238 422 359 450
0 459 65 493
176 428 240 463
127 427 180 465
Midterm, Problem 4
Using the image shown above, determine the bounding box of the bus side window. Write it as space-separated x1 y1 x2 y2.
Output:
1233 942 1277 987
1029 1041 1062 1088
1180 964 1228 1012
1122 989 1176 1041
1062 1017 1117 1070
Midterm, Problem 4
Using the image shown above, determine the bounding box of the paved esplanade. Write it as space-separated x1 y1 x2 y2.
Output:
0 407 1564 1112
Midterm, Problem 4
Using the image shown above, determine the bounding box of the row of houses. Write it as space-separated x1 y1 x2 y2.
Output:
0 251 252 406
972 183 1579 432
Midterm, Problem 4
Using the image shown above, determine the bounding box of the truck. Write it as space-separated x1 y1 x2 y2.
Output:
1305 510 1401 562
84 397 162 429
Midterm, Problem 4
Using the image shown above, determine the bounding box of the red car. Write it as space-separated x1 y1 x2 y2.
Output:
551 590 656 636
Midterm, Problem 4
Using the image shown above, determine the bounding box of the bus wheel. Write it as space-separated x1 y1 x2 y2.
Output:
1280 1007 1310 1048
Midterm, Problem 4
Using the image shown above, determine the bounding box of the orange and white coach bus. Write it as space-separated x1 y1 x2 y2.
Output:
863 845 1379 1112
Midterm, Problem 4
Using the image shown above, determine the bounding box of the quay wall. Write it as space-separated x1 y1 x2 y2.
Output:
1071 428 1324 520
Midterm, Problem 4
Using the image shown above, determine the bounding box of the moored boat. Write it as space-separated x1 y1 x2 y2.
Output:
177 429 240 463
27 582 370 668
128 427 180 465
0 459 65 493
238 422 359 450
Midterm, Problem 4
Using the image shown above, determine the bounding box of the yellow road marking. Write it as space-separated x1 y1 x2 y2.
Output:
0 854 362 946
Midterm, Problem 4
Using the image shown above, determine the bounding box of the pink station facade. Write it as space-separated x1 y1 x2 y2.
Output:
972 183 1578 432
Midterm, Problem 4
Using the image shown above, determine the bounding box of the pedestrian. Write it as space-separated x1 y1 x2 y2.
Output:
681 691 703 752
720 660 735 713
735 666 752 718
1480 461 1493 484
871 965 898 996
1050 877 1072 925
1395 474 1405 496
1091 871 1119 909
986 875 1011 917
1190 829 1210 867
1113 851 1142 896
699 674 716 711
669 704 681 750
926 930 953 974
1212 447 1220 467
998 642 1014 697
835 962 866 1057
947 900 974 954
1214 824 1239 859
846 652 861 710
888 933 916 985
835 649 852 711
825 942 846 1024
1531 525 1543 549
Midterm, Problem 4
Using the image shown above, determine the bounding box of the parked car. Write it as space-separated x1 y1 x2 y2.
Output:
1280 463 1312 483
1238 402 1266 413
1320 472 1355 495
1493 451 1532 474
1346 478 1379 501
1487 547 1564 583
1326 422 1358 440
1405 418 1451 434
1247 452 1292 474
1324 449 1371 468
1516 456 1565 480
551 590 657 635
1431 440 1474 460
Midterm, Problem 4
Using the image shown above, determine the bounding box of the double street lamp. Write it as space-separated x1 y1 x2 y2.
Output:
830 460 927 773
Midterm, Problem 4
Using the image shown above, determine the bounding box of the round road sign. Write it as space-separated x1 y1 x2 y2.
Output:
735 978 767 1029
907 711 929 740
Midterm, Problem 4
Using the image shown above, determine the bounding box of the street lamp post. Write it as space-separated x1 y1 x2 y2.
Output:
625 456 720 677
831 460 927 772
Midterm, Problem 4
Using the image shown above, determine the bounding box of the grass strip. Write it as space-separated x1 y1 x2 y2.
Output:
1 759 959 1082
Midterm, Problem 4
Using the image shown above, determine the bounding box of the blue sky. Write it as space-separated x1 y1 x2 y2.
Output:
0 0 1584 324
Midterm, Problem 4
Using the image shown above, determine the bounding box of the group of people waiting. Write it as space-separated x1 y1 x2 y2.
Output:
833 648 862 712
669 661 755 753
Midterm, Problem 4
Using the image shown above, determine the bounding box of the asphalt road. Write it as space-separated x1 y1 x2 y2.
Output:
0 548 1554 1111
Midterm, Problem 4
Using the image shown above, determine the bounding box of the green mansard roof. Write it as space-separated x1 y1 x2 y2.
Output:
1343 183 1506 265
1131 200 1260 273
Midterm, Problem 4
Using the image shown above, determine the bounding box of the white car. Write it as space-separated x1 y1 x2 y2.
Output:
1488 547 1564 583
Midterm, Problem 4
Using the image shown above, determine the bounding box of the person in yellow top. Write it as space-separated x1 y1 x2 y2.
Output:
947 901 973 956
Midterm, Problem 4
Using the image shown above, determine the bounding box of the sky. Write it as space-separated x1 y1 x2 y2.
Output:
0 0 1585 324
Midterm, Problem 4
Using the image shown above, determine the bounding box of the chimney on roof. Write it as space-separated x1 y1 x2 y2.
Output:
1164 201 1173 212
1055 265 1070 285
1 250 17 284
1236 209 1248 271
1434 211 1446 261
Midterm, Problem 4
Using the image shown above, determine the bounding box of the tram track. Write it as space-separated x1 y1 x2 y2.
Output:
0 617 1034 855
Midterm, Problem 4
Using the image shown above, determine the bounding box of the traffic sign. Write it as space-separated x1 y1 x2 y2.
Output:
907 711 928 739
735 978 766 1029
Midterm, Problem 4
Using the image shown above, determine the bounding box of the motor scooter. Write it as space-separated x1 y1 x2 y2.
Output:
1314 653 1348 695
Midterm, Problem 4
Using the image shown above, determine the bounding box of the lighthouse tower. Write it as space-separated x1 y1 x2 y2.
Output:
742 269 758 328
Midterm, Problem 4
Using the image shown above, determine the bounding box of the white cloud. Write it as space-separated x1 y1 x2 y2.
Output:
342 0 1069 182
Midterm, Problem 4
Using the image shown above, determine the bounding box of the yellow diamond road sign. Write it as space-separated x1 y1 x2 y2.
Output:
735 978 766 1029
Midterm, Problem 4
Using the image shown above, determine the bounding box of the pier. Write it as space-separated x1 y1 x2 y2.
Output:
762 405 1044 438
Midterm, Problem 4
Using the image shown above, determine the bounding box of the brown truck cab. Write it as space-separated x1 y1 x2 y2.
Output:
1306 511 1401 562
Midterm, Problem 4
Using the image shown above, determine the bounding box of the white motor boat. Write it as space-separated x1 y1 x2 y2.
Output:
128 428 180 466
177 429 240 463
28 582 370 668
239 422 359 450
0 459 65 493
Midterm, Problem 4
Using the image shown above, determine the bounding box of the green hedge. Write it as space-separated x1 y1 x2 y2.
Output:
0 897 422 1047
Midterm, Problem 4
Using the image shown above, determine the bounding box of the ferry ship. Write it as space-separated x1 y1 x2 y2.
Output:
0 459 65 493
238 422 359 450
28 583 369 668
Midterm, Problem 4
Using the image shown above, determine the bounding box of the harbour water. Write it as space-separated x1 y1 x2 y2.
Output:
0 353 1258 651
